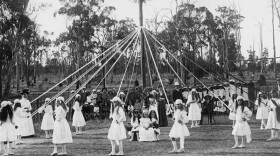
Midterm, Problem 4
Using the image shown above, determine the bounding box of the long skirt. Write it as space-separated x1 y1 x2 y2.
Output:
158 101 168 127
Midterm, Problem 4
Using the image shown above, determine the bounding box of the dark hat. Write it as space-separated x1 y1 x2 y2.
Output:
20 89 30 95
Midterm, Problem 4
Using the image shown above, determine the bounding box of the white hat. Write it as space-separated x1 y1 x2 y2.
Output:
1 101 8 108
111 96 122 103
191 88 196 92
92 89 97 92
174 99 183 105
258 91 263 95
45 98 51 102
56 96 65 103
7 101 12 105
236 96 243 100
14 99 20 104
174 82 180 86
119 92 125 95
75 94 81 98
70 90 75 93
229 79 235 82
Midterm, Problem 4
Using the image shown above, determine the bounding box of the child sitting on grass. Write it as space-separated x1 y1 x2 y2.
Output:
149 110 160 140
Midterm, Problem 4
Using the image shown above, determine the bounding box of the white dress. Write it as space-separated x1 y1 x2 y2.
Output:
107 107 127 141
232 106 252 143
14 107 28 135
255 98 269 120
0 117 17 142
40 105 54 130
52 106 73 144
139 118 156 142
151 118 160 134
131 117 140 132
187 96 201 121
266 98 280 130
20 98 35 137
228 99 236 120
169 110 190 138
72 101 86 127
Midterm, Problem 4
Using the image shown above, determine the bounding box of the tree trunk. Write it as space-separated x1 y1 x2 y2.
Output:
0 49 2 99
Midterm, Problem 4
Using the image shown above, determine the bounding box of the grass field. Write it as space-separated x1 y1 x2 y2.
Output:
4 114 280 156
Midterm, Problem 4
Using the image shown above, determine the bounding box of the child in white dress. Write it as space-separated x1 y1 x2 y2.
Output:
187 89 201 128
169 99 190 154
228 94 237 128
107 96 126 156
149 110 160 140
72 94 86 135
128 111 140 141
51 97 73 156
38 98 54 138
266 91 280 141
139 109 156 142
13 100 29 145
232 96 252 149
255 92 269 130
0 101 17 155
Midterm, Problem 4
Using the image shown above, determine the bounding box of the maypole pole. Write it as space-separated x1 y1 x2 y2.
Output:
139 0 146 88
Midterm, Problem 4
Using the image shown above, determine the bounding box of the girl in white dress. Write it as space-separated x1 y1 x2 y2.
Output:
255 92 269 130
139 109 156 142
232 96 252 149
107 96 126 156
187 89 201 128
38 98 54 138
169 99 190 154
149 110 160 140
13 100 29 145
228 94 237 128
0 101 17 155
266 91 280 141
148 96 159 119
128 111 140 141
51 97 73 156
72 94 86 135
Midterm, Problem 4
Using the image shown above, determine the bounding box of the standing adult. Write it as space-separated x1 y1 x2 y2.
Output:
157 86 168 127
172 82 183 102
19 89 35 137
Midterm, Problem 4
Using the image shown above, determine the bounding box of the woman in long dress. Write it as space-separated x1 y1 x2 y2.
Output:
19 89 35 137
232 96 252 149
255 92 269 130
107 97 126 156
157 86 168 127
169 99 190 154
187 89 201 128
38 98 54 138
51 97 73 156
72 94 86 135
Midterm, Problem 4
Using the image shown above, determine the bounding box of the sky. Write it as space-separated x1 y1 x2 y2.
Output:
28 0 280 59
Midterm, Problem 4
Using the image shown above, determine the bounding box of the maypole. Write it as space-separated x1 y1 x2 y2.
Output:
139 0 146 88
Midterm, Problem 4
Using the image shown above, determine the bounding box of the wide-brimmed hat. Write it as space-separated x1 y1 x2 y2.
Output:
174 82 180 86
14 99 20 104
110 96 122 103
56 96 65 103
237 96 243 100
20 89 30 95
75 94 81 98
174 99 183 105
1 101 8 108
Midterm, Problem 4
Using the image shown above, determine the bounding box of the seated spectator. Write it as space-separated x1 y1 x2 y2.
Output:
139 109 156 142
128 111 141 141
149 110 160 140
